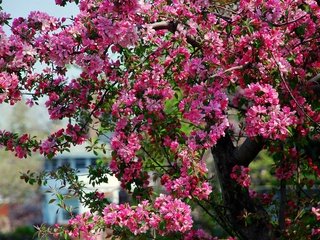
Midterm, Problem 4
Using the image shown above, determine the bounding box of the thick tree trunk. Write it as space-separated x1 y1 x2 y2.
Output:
211 134 275 240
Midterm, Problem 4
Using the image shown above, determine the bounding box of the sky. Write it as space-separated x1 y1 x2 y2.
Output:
1 0 82 79
0 0 80 130
2 0 79 18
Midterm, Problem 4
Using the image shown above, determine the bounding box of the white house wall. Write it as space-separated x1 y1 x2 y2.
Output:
41 143 120 226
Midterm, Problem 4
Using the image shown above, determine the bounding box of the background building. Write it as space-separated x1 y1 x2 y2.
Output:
41 144 120 225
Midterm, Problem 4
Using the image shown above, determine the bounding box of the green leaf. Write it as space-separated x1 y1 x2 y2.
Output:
226 24 232 34
295 25 305 37
252 39 262 48
56 193 63 201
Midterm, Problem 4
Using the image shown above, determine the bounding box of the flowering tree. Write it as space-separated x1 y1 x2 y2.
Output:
1 0 320 239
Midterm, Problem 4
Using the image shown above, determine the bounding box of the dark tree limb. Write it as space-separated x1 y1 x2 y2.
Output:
307 73 320 98
278 179 287 232
235 137 264 167
211 133 274 240
308 73 320 85
150 15 277 240
149 21 201 48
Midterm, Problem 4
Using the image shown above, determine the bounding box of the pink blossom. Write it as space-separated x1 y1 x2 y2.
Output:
230 165 251 188
154 194 193 234
40 138 57 155
184 229 218 240
275 164 297 180
312 228 320 235
66 212 97 240
15 145 27 158
312 207 320 221
0 11 10 24
103 195 192 235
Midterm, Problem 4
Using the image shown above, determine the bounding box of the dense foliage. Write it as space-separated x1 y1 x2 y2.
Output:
1 0 320 239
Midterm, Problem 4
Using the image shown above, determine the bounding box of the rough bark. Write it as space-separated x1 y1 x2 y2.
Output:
234 137 264 167
211 134 275 240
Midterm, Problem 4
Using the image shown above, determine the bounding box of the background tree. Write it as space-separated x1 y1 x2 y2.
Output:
0 0 320 239
0 102 50 202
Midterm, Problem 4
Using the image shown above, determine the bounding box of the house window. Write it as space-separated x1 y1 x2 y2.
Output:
90 158 97 166
45 158 61 171
119 189 129 204
75 158 87 169
44 160 51 171
61 158 70 167
49 158 58 170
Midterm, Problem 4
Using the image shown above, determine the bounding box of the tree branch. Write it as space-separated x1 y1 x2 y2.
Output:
308 73 320 85
211 133 274 240
210 65 244 78
148 21 201 48
234 137 264 166
278 179 287 232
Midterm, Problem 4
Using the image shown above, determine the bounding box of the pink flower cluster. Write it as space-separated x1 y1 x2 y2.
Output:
184 229 218 240
0 11 10 25
55 0 72 6
111 132 141 164
161 149 212 200
0 131 33 158
275 163 297 180
162 174 212 200
154 194 193 234
39 124 86 157
179 83 229 150
44 77 95 120
103 201 155 235
161 175 212 199
311 207 320 236
312 207 320 221
244 83 296 140
0 72 20 104
109 157 146 189
230 165 251 188
312 228 320 236
103 194 193 235
109 131 149 188
249 190 273 205
65 212 98 240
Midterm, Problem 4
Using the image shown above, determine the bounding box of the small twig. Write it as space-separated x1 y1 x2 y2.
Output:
264 14 307 27
194 198 237 238
210 4 238 15
210 65 244 78
308 73 320 85
148 21 201 48
79 83 116 133
296 184 313 200
141 146 171 174
21 92 36 96
292 36 319 49
272 54 320 131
